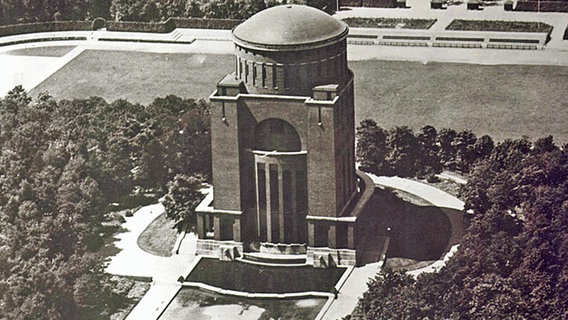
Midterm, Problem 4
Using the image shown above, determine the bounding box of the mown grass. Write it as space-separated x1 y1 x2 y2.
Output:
5 45 76 57
350 60 568 142
30 50 568 143
137 213 178 257
31 50 232 105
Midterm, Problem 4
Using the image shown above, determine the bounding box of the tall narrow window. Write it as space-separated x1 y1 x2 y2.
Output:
262 64 266 87
272 65 278 89
252 64 257 86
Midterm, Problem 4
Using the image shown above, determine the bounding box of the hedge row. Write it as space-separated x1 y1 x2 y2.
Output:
340 0 397 7
0 36 87 47
105 17 241 33
106 19 176 33
0 21 92 37
446 19 553 34
343 17 437 30
514 1 568 12
0 17 243 38
169 18 242 30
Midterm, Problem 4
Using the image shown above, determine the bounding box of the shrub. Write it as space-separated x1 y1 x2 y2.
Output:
92 17 107 30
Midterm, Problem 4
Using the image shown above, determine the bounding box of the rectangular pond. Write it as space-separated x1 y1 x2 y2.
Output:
159 288 327 320
186 258 346 294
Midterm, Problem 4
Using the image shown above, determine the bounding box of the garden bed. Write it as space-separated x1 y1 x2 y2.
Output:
446 19 553 34
343 17 437 30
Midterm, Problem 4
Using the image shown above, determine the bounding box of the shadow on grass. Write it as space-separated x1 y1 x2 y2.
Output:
359 188 462 270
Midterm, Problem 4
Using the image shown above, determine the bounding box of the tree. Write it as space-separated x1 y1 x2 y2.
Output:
437 128 457 169
162 173 205 230
416 125 442 176
356 119 390 176
386 126 419 177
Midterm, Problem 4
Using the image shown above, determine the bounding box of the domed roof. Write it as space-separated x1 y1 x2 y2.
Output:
233 5 348 51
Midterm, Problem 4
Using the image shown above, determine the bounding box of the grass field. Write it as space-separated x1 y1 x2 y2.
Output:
6 45 76 57
31 50 232 104
30 49 568 143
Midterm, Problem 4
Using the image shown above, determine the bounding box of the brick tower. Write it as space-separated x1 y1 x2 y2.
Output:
196 5 372 266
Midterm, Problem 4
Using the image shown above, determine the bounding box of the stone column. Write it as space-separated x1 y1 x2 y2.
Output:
233 216 241 242
255 161 261 239
328 222 336 249
347 223 355 249
214 216 221 241
308 220 315 247
265 163 273 243
197 213 206 239
278 163 285 243
291 168 298 243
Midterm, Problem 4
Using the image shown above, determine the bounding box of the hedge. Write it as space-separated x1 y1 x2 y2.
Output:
169 18 242 30
106 19 176 33
0 17 243 38
0 21 92 37
0 36 87 47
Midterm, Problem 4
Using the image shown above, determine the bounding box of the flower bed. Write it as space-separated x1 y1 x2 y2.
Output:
342 17 437 30
446 19 553 34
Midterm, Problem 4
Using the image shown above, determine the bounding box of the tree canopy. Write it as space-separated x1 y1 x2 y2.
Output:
0 87 211 319
352 121 568 319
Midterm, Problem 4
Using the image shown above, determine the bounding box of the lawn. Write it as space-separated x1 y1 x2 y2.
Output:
351 60 568 142
137 213 178 257
30 49 568 143
160 288 327 320
5 45 76 57
31 50 233 105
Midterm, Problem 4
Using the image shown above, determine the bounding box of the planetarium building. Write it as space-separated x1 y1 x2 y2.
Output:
195 5 375 267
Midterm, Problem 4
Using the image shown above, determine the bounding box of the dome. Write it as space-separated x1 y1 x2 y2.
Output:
232 5 348 51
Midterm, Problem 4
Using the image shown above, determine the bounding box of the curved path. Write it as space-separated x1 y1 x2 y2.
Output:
104 203 199 320
322 173 466 319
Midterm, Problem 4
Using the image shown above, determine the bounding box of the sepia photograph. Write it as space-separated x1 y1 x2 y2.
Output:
0 0 566 319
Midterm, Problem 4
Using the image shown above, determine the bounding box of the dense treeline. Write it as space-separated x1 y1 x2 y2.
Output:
0 87 210 319
0 0 331 25
356 120 495 178
353 120 568 319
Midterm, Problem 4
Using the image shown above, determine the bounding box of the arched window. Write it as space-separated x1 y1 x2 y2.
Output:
253 118 301 152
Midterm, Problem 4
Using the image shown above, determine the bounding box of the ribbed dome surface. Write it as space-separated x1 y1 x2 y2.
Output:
232 5 348 50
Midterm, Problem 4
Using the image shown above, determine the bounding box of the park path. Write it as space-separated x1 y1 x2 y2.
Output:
104 203 199 320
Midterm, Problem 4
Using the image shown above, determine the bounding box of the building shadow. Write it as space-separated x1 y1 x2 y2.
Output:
358 188 464 269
